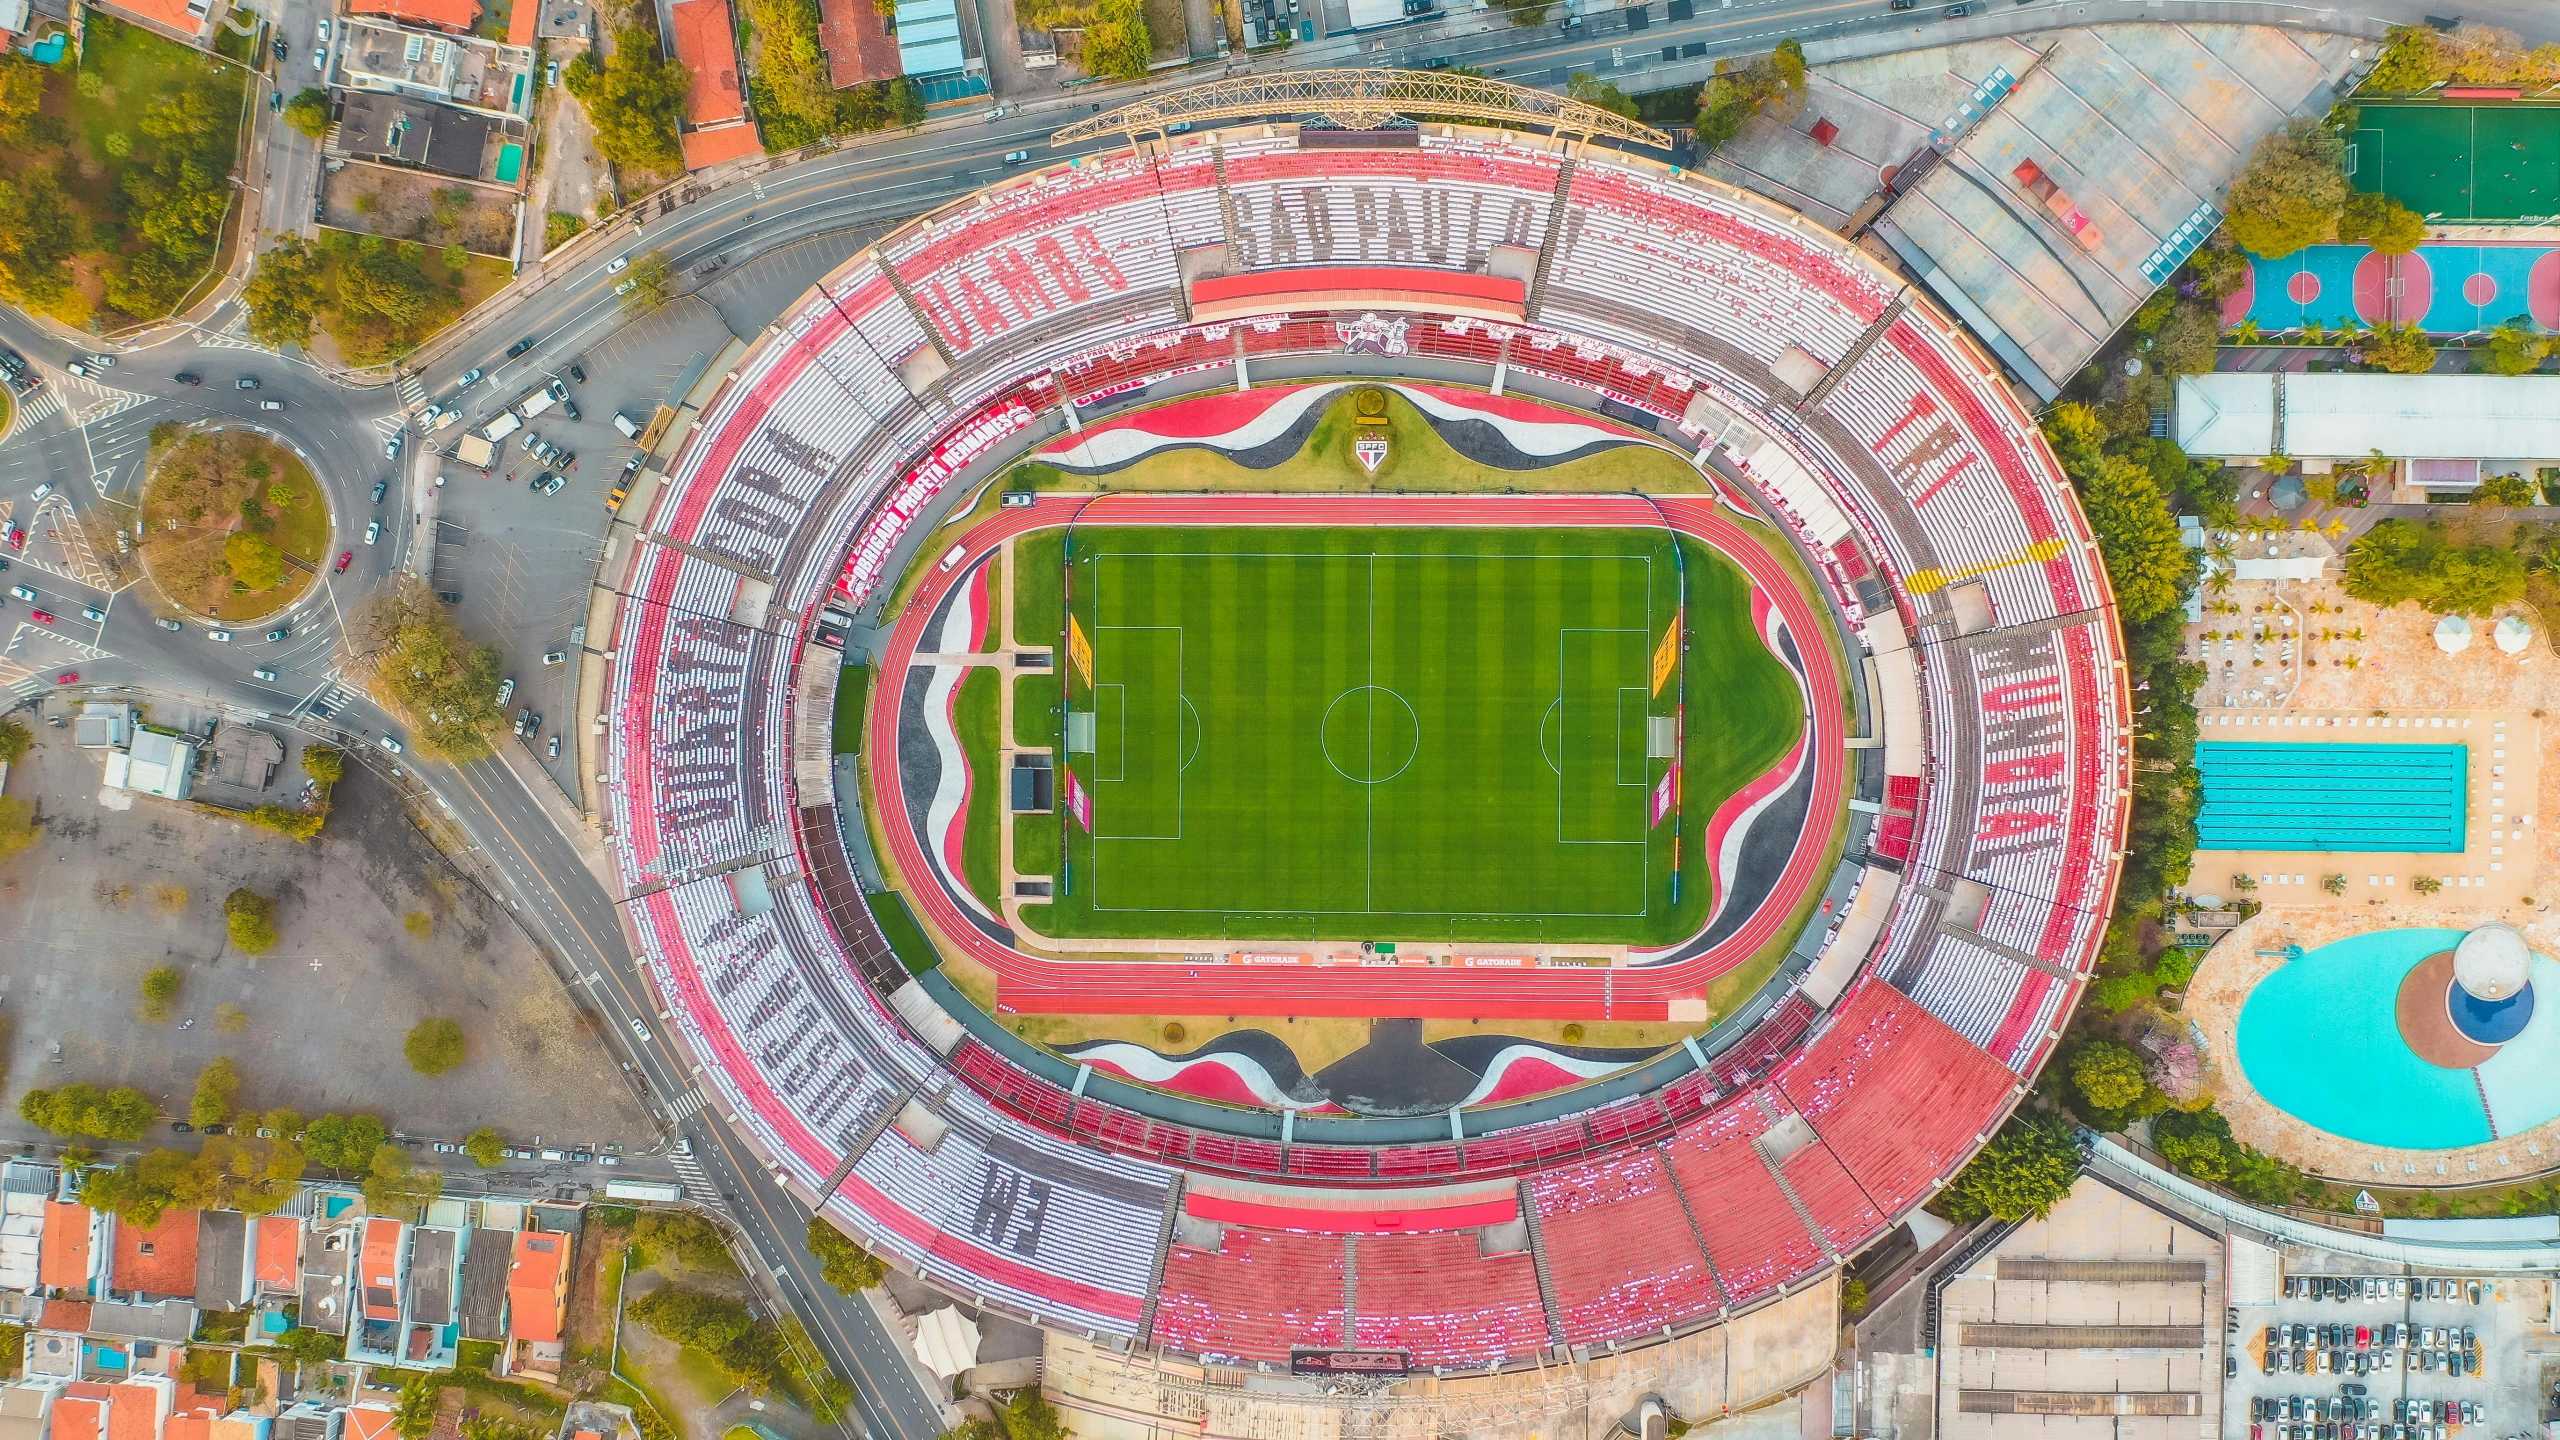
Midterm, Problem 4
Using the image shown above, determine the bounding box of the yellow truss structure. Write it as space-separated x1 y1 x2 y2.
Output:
1050 69 1672 149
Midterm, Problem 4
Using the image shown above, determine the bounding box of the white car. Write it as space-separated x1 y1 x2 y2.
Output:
606 256 630 274
496 676 515 707
614 277 638 296
364 520 381 545
208 629 233 642
316 18 328 38
31 482 51 501
630 1017 652 1042
379 734 404 753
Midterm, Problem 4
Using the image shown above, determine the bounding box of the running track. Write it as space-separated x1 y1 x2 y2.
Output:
863 492 1851 1020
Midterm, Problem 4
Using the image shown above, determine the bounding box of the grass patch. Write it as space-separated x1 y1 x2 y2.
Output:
457 1338 501 1374
955 668 1001 910
138 430 328 620
978 552 1002 651
1013 671 1058 749
1018 527 1797 946
404 910 433 939
1013 528 1063 647
865 892 943 974
831 663 872 756
1014 815 1058 877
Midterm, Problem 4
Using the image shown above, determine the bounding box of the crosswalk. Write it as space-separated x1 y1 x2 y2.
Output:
398 375 428 409
307 678 362 719
666 1089 709 1122
12 388 61 427
193 327 274 354
668 1142 719 1203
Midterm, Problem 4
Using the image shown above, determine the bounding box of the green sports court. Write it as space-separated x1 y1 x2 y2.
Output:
1020 525 1801 946
2350 103 2560 222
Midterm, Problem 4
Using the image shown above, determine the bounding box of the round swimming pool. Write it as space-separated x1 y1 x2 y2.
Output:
2235 927 2560 1150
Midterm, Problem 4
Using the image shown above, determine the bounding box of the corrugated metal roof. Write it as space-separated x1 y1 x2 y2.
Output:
894 0 963 77
2182 373 2560 461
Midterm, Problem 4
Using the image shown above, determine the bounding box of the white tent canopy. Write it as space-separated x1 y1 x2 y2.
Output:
2495 615 2533 655
2436 615 2473 654
912 1307 981 1379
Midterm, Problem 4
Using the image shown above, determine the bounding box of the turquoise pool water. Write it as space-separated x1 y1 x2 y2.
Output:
2197 742 2467 852
2236 927 2560 1149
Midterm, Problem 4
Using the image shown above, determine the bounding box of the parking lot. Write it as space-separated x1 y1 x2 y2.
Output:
2228 1267 2553 1440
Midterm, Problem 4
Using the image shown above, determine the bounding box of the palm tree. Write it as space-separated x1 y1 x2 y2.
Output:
2326 517 2350 540
2233 319 2263 345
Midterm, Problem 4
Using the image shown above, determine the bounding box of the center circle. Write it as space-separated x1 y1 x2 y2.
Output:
1318 686 1420 784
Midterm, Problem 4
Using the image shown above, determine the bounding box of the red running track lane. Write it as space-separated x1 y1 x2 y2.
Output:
863 492 1851 1021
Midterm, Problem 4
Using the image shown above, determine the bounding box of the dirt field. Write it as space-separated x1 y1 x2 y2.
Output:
324 165 518 257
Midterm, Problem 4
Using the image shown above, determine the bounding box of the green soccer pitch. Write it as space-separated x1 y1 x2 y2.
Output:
1017 525 1802 947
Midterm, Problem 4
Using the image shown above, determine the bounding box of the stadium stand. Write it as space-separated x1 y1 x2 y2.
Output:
602 118 2127 1373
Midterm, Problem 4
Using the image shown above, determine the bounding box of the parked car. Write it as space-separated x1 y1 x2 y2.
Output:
539 473 565 495
7 585 35 603
80 606 103 622
568 363 587 383
28 609 52 625
547 734 561 758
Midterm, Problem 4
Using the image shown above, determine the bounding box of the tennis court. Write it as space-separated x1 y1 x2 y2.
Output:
2350 104 2560 222
2196 742 2469 853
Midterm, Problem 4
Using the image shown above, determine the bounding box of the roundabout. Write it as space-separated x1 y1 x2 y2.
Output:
600 74 2130 1369
135 426 331 624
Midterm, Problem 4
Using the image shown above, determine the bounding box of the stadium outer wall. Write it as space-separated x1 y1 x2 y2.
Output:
600 120 2133 1373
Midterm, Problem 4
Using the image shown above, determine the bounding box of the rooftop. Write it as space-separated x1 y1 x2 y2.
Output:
359 1218 403 1323
333 90 498 179
669 0 744 127
680 123 760 171
203 726 285 792
335 17 533 119
347 0 480 33
817 0 901 88
407 1228 458 1327
39 1202 91 1291
505 1232 568 1345
2177 372 2560 461
458 1229 511 1342
254 1217 301 1290
111 1212 198 1299
194 1211 248 1311
85 0 210 39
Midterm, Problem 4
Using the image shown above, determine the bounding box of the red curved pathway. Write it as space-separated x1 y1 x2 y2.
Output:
864 492 1850 1021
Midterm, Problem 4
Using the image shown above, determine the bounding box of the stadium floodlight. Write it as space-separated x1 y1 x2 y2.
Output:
1050 69 1674 151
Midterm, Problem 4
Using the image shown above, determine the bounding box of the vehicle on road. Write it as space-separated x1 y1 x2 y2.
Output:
237 377 260 389
156 617 182 631
459 368 483 386
88 355 112 368
547 734 561 758
252 667 278 682
379 735 404 753
507 336 536 357
52 672 74 684
174 372 200 385
264 627 288 642
31 483 50 502
1941 2 1967 13
260 400 284 411
606 256 630 274
7 586 33 602
560 398 580 422
64 362 88 377
547 377 570 401
614 278 637 296
334 551 352 573
372 480 388 504
364 520 381 545
80 606 102 622
1002 149 1032 165
208 630 232 642
28 609 52 625
384 433 403 460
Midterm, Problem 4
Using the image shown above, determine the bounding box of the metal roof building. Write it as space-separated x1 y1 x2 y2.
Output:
2177 373 2560 476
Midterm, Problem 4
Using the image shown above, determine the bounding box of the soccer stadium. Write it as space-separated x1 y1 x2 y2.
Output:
601 71 2130 1417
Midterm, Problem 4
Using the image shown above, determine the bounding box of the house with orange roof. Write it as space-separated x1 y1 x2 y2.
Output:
667 0 759 171
251 1218 301 1300
816 0 901 89
159 1384 223 1440
340 1406 398 1440
40 1204 102 1297
97 1378 172 1440
502 1232 571 1379
83 0 214 45
43 1383 107 1440
109 1214 197 1302
356 1219 403 1326
347 0 481 34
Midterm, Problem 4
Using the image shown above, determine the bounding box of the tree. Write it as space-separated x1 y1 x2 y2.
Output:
19 1084 156 1142
0 718 29 765
242 237 324 350
2225 120 2349 260
2322 874 2348 895
2361 25 2446 93
393 1376 438 1440
271 1327 345 1367
361 1143 442 1218
190 1057 242 1127
2153 1106 2235 1183
0 57 44 140
619 248 674 315
2413 874 2444 895
2357 320 2436 374
2069 450 2193 625
2482 322 2555 376
0 170 86 322
139 965 184 1023
1005 1390 1066 1440
224 887 279 955
629 1288 784 1390
563 29 688 173
1565 71 1639 120
300 745 344 786
2343 519 2527 614
1938 1114 2081 1223
225 533 286 590
2148 300 2220 378
1696 48 1807 152
462 1128 506 1167
346 578 506 760
404 1017 467 1076
283 88 330 139
2474 473 2537 507
2091 970 2159 1013
807 1216 887 1293
2070 1041 2148 1112
76 1149 193 1225
2336 192 2426 255
304 1113 389 1171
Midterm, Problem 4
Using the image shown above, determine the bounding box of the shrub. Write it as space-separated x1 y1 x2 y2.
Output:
19 1083 156 1141
304 1113 389 1171
463 1128 505 1166
0 717 30 763
140 965 183 1022
404 1017 466 1075
223 888 279 954
190 1057 242 1126
628 1288 780 1390
2070 1041 2149 1112
807 1217 887 1294
2413 875 2443 895
300 745 344 785
1938 1113 2081 1223
243 805 325 841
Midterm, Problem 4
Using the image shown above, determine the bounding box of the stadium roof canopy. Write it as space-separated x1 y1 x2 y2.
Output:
2178 373 2560 461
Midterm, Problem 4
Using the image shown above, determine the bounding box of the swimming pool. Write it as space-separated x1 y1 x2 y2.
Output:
2236 928 2560 1150
2197 742 2467 852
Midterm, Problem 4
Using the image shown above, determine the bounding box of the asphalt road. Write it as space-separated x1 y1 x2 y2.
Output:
8 0 2550 1429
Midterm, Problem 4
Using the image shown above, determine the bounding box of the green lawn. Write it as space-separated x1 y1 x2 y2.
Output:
1013 671 1058 749
1013 529 1062 647
1014 815 1059 877
831 663 872 755
955 668 1001 910
1018 525 1798 945
865 892 942 974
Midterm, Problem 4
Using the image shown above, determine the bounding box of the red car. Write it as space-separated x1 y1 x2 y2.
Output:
51 672 75 685
334 551 353 573
27 609 51 625
6 530 21 550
